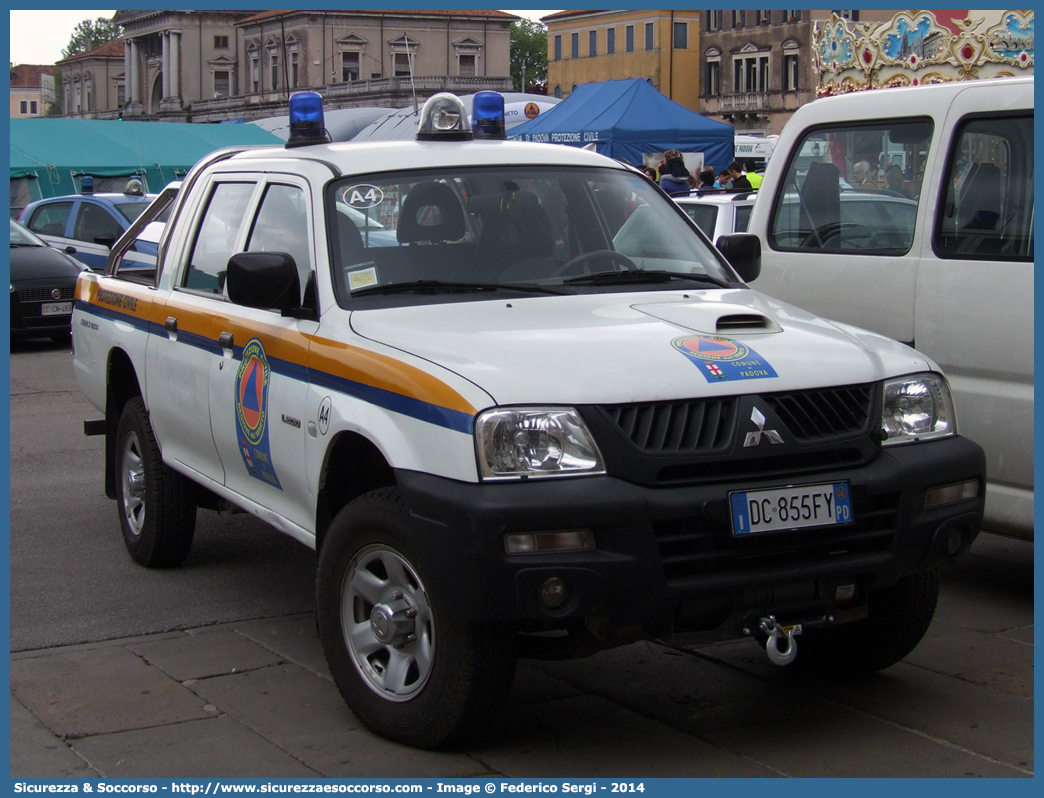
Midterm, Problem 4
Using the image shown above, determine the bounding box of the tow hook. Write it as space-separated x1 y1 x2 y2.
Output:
758 615 797 666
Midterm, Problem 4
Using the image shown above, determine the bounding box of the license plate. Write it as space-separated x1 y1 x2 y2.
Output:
730 482 852 535
41 302 73 316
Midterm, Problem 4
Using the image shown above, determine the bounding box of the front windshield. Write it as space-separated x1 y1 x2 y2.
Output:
327 165 732 305
10 218 45 247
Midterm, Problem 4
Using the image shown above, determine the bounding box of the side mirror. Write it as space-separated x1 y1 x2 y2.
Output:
226 252 301 312
715 233 761 282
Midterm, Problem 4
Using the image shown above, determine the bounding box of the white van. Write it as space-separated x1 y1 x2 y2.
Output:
743 77 1033 539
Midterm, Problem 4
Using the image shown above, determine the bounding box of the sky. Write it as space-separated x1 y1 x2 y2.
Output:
8 9 561 66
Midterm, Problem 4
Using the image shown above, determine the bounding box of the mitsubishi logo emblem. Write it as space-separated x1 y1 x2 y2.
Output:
744 407 784 447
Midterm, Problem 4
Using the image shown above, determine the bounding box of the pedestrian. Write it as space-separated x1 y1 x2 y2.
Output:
728 162 752 190
640 165 658 182
698 167 716 189
883 164 912 198
659 149 691 195
715 169 732 189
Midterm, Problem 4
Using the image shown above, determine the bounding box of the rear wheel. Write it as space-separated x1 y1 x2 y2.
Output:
114 397 196 567
317 488 516 749
797 569 939 674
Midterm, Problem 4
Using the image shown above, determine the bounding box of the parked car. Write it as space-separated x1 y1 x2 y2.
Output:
9 218 85 342
673 190 758 245
739 76 1033 539
18 185 157 272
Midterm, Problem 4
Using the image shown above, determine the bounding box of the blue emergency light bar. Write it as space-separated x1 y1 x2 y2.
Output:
286 92 332 148
472 91 506 139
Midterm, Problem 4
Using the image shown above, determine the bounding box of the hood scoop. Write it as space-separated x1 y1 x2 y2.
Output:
631 301 782 335
716 313 777 334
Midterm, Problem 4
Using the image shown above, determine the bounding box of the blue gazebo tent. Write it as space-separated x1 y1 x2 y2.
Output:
509 78 734 172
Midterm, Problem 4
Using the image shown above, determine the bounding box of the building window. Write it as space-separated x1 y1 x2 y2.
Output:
394 53 412 77
606 28 616 55
251 56 260 93
214 70 230 97
708 11 722 32
589 29 597 57
705 59 720 96
117 84 125 107
758 11 772 25
734 53 770 93
625 25 634 53
571 32 579 58
270 54 280 90
645 22 654 51
342 52 360 82
554 35 562 61
786 10 801 22
673 22 688 49
554 84 562 99
19 101 27 114
833 10 860 21
733 11 743 28
783 47 799 91
291 52 299 87
458 54 476 76
214 35 229 49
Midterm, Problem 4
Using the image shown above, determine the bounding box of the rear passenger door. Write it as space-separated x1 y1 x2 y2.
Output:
914 89 1033 529
207 176 319 533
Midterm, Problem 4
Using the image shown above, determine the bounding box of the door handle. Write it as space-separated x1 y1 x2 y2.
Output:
165 316 177 340
219 331 234 352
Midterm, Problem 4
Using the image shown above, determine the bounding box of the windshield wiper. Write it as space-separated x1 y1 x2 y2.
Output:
563 269 732 288
350 280 564 297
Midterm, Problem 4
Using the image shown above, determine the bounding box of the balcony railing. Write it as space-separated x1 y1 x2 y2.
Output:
719 93 771 113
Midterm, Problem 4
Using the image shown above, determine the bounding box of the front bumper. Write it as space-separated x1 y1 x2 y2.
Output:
396 435 985 642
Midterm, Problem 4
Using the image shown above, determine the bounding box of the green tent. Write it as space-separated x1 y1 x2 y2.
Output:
10 118 281 214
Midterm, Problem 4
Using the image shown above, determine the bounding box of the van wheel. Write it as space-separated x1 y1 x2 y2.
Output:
317 488 516 749
797 569 939 674
114 397 196 567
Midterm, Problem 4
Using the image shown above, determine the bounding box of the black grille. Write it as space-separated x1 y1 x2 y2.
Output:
653 489 900 583
19 287 75 303
764 384 873 442
604 398 736 454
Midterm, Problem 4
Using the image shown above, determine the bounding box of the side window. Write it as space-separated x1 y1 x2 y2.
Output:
74 203 122 244
28 202 73 237
245 183 312 302
769 119 933 254
934 114 1033 261
184 182 255 294
734 205 753 232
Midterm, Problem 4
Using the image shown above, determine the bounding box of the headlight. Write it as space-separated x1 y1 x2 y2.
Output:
475 407 605 480
881 373 956 445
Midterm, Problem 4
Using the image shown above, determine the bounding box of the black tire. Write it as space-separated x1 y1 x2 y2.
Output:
797 569 940 674
114 397 196 567
317 487 516 749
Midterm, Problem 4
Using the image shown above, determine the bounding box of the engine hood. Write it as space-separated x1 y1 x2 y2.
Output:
349 289 935 407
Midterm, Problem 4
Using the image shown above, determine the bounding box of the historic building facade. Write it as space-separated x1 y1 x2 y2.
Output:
696 10 900 136
542 10 703 112
55 10 516 121
9 64 59 118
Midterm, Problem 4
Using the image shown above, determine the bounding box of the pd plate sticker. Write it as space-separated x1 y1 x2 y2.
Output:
235 337 283 489
672 335 778 382
341 184 384 209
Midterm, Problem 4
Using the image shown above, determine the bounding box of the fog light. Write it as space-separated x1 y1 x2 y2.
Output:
505 529 595 555
925 480 979 509
538 576 568 609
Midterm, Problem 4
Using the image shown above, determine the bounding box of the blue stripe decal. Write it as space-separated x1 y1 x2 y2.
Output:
76 300 474 435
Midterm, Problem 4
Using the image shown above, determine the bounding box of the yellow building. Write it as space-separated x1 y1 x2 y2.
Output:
10 64 58 118
542 10 702 112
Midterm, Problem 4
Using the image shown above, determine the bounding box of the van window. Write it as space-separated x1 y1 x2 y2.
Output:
769 120 933 254
934 114 1033 261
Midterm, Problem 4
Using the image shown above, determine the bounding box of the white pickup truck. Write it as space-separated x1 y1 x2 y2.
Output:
72 91 986 749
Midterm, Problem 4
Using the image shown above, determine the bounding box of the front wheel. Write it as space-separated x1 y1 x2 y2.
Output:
317 488 516 749
796 569 940 674
114 397 196 567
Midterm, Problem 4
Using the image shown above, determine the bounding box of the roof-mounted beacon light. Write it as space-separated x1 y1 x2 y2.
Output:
81 175 94 194
472 91 506 140
286 91 332 148
416 93 473 141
